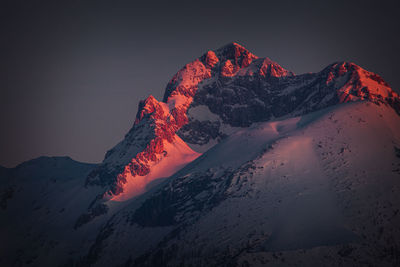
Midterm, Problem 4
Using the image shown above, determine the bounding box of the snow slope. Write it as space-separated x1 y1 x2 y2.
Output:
76 101 400 267
110 135 200 201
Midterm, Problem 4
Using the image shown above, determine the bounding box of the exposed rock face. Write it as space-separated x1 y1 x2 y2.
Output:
86 42 399 199
176 45 398 151
86 95 177 195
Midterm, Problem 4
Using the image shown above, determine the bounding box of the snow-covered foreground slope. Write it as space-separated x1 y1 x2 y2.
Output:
74 102 400 267
1 103 399 267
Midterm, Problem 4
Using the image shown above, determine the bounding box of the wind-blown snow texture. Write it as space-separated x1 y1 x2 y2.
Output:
1 43 400 267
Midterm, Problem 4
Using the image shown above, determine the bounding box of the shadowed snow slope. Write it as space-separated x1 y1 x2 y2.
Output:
0 157 99 267
82 102 400 267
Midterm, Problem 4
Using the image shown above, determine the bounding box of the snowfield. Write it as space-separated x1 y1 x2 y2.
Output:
71 102 400 267
1 101 400 267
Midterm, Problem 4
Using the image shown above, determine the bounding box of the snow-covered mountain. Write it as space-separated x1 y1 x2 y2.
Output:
86 43 399 204
1 43 400 267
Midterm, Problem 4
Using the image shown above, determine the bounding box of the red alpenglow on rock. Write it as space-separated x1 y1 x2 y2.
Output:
325 62 394 103
259 58 293 78
85 42 400 203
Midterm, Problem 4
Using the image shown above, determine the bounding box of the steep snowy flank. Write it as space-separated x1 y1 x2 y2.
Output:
110 135 200 201
87 102 400 267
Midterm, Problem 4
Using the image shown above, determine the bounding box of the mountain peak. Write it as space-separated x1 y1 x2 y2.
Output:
322 61 397 103
134 95 168 124
259 57 294 77
87 43 400 203
211 42 258 69
217 42 248 52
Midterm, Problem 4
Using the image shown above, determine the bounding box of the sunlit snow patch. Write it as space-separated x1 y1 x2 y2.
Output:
111 135 201 201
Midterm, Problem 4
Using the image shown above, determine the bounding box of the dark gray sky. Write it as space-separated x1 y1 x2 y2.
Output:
1 0 399 167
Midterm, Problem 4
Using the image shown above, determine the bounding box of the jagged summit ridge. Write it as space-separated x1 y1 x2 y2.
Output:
211 42 258 69
86 42 399 201
163 42 291 102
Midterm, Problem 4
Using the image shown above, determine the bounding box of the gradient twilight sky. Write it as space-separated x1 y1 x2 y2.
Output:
1 0 399 167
